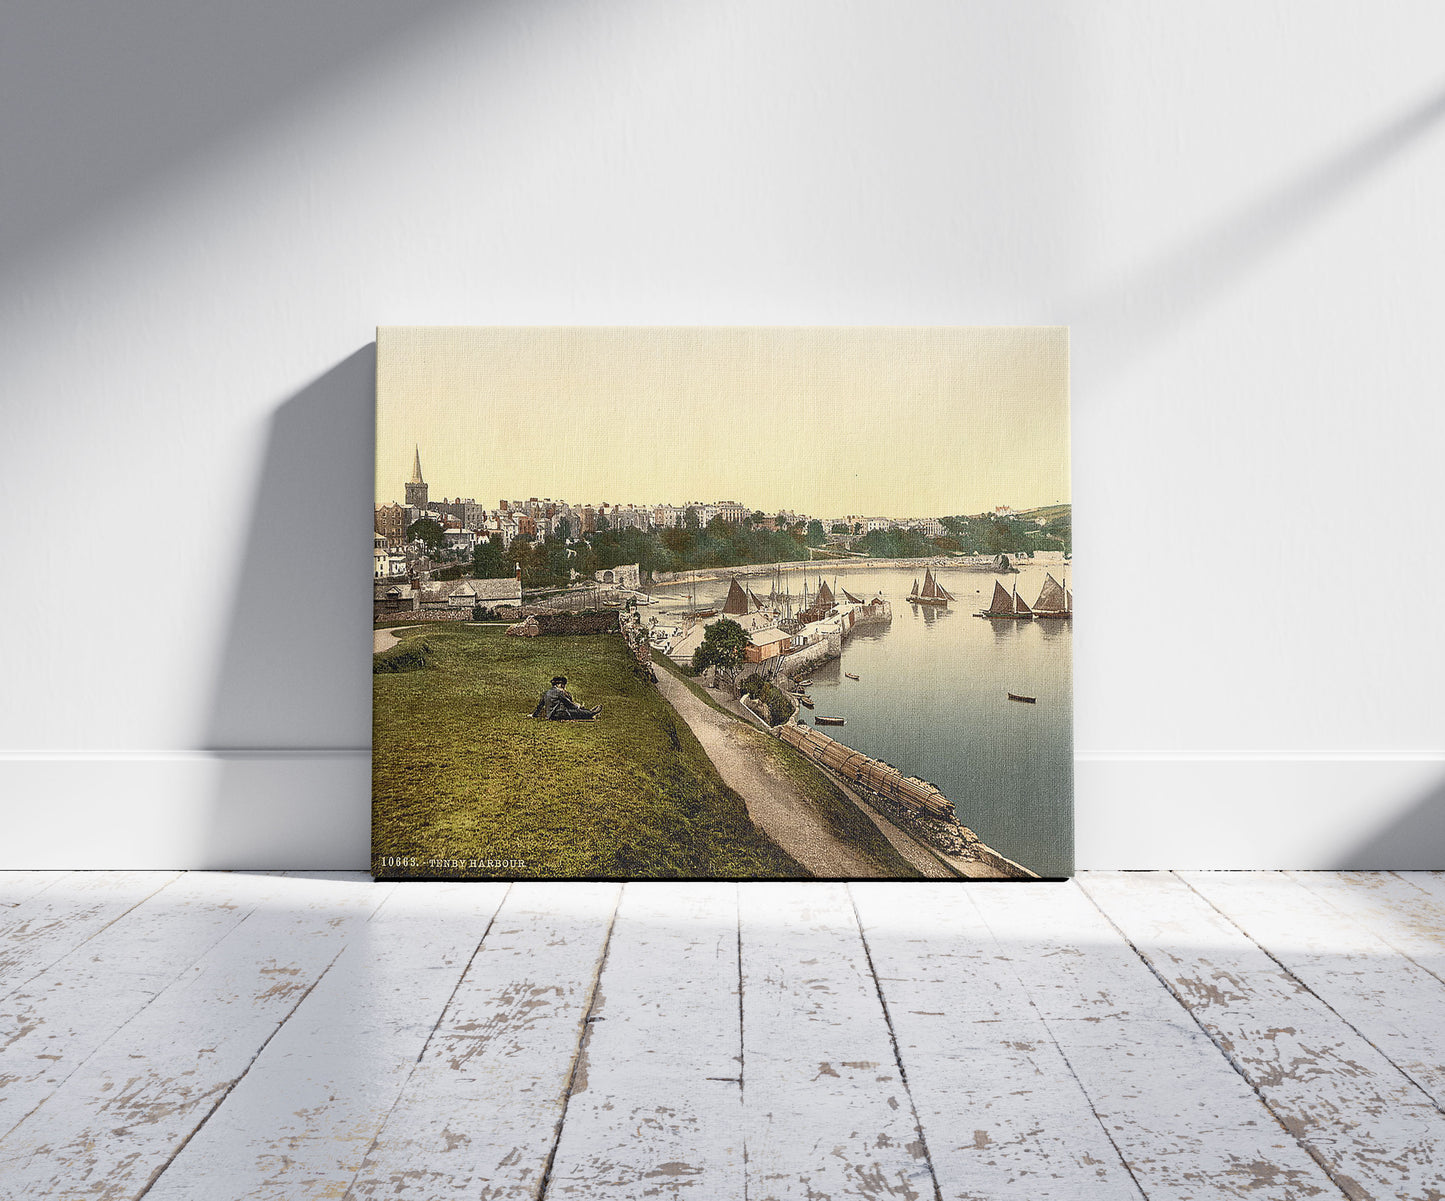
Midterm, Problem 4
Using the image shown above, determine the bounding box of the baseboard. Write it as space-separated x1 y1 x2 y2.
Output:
0 751 371 870
1 751 1442 870
1075 752 1445 870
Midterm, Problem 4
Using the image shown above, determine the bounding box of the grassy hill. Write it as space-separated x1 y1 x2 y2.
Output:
373 624 806 879
1017 503 1071 522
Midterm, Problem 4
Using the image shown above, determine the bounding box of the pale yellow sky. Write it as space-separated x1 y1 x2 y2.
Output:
375 327 1069 517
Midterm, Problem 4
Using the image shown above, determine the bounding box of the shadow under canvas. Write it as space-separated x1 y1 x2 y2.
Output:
200 345 376 869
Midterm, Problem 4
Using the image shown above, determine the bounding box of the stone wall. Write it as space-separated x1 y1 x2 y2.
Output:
533 611 620 635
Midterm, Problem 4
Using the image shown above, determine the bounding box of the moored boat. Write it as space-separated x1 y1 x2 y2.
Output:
844 672 860 680
1007 692 1037 704
976 579 1034 620
814 715 846 725
907 568 954 606
1033 573 1073 620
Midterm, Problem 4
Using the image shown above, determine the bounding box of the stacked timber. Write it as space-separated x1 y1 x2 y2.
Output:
779 724 954 820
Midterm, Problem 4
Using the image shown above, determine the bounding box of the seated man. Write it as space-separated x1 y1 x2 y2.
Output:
531 676 601 721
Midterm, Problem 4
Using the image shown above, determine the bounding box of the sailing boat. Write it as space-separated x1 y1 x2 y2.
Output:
841 586 865 605
976 579 1032 620
1033 572 1073 620
907 567 953 606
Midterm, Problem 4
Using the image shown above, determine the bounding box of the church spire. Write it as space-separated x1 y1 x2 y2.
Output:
409 445 425 485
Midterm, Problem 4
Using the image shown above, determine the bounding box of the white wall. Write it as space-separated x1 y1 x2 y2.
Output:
3 1 1442 869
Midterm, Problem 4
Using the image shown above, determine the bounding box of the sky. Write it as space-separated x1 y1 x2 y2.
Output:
376 327 1069 518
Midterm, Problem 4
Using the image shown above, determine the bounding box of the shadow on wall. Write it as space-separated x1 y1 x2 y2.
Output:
1336 769 1445 871
201 345 376 869
0 0 474 280
1073 83 1445 384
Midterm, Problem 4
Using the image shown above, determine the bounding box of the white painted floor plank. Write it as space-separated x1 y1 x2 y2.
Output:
0 871 182 1001
544 883 744 1199
739 883 936 1201
1184 870 1445 1112
977 882 1341 1200
0 871 69 908
0 873 390 1199
852 883 1143 1200
1288 871 1445 982
1085 871 1445 1200
345 882 620 1200
143 881 510 1201
0 871 298 1140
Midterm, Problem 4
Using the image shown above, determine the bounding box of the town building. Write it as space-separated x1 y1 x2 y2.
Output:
404 447 428 509
375 503 407 546
744 627 791 664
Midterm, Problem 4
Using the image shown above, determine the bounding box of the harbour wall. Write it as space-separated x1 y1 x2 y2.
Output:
777 723 1037 880
650 556 999 587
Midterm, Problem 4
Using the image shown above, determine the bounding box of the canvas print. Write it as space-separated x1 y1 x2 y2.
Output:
374 327 1072 880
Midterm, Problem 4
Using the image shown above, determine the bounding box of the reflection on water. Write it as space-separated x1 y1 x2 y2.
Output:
652 562 1073 877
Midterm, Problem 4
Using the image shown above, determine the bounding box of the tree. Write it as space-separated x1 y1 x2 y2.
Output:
830 523 849 534
853 522 863 535
684 506 700 531
806 519 827 547
471 534 506 578
691 618 749 677
406 518 446 552
555 515 573 541
594 513 609 531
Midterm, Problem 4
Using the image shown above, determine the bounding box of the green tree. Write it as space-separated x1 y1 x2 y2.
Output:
691 618 749 677
806 519 827 547
594 512 609 531
471 534 506 578
406 518 446 552
556 515 573 541
684 506 700 531
830 523 849 534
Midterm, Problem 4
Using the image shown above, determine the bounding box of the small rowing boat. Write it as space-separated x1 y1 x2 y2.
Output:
814 715 846 726
1007 692 1036 704
799 696 815 709
844 672 860 681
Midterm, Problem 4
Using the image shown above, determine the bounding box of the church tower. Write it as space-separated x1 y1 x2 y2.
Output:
405 445 429 509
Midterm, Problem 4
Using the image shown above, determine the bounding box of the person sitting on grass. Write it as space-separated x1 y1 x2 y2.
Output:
531 676 601 721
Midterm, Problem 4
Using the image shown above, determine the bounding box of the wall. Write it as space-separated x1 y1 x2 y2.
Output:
2 1 1443 869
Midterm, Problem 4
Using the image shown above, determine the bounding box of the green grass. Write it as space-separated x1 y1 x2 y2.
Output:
373 625 806 879
650 653 921 877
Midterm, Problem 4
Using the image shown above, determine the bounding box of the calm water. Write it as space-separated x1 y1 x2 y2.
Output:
652 562 1073 877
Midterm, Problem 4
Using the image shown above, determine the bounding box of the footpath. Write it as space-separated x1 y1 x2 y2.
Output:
651 669 952 879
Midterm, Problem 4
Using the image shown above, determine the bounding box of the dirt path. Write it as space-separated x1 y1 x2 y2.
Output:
653 669 952 879
374 627 406 653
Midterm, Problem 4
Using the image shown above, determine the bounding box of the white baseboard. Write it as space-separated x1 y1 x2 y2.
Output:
1 752 1442 871
0 751 371 870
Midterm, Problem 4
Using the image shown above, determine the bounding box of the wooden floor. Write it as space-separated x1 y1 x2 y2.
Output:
3 873 1445 1199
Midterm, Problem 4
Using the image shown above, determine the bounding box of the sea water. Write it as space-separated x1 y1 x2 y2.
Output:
653 561 1074 878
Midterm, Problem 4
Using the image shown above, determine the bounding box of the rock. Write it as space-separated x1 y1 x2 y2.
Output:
506 616 541 637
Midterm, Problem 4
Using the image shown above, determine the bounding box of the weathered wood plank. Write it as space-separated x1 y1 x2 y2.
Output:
0 871 68 908
739 882 936 1200
345 882 620 1199
543 883 743 1198
851 882 1143 1200
0 871 295 1140
1288 871 1445 981
141 881 509 1200
1185 870 1445 1113
0 872 390 1198
977 881 1341 1200
0 871 182 1000
1084 871 1445 1199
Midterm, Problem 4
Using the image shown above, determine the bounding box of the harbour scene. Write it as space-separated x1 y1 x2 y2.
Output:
374 325 1071 881
648 557 1073 878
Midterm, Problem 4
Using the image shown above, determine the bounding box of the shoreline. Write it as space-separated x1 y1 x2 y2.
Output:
650 554 1068 588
